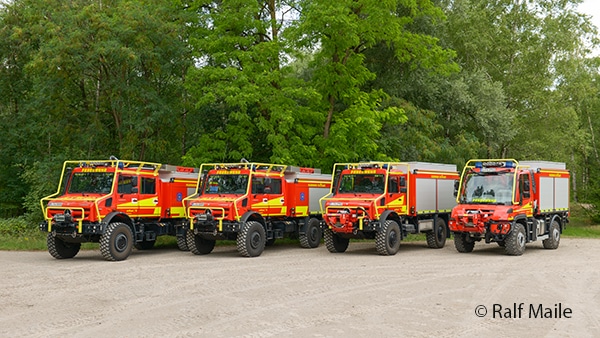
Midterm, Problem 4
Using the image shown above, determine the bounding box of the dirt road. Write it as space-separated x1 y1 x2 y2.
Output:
1 238 599 337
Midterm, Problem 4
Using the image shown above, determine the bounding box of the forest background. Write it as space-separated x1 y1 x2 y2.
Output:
2 0 600 230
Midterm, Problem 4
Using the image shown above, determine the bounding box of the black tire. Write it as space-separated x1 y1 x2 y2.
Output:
47 233 80 259
375 220 401 255
542 220 560 249
237 221 266 257
324 228 349 253
134 239 155 250
177 233 189 251
426 218 448 249
453 232 475 253
185 229 197 253
299 217 322 248
505 223 526 256
100 222 134 261
191 234 216 255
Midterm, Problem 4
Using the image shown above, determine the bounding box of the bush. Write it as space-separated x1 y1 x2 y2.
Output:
0 215 40 236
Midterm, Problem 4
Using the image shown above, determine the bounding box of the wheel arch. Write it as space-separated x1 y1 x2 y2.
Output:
379 210 401 225
240 211 266 228
103 212 136 233
550 214 564 233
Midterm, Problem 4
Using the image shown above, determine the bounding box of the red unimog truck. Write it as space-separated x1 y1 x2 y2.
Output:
320 162 459 255
183 162 331 257
40 159 198 261
448 159 570 255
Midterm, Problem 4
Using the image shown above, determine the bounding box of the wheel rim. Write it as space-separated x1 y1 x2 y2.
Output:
437 226 444 242
309 226 318 241
115 233 128 252
250 231 261 249
388 229 398 247
553 228 560 241
517 231 525 247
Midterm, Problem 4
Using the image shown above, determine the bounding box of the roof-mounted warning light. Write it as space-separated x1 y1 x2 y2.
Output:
475 162 483 169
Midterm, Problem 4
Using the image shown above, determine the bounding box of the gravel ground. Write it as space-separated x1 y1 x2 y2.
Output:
1 238 599 337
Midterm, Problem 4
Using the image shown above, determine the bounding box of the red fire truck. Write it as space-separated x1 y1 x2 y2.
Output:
40 159 198 261
320 162 459 255
449 159 570 255
183 162 331 257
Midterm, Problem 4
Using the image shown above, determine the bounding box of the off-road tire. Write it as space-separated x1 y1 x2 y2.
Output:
100 222 134 261
375 220 401 255
324 228 349 253
453 232 475 253
185 229 197 253
542 220 560 249
134 239 155 250
176 234 189 251
47 233 80 259
299 217 322 248
426 218 447 249
505 223 526 256
237 221 266 257
191 234 216 255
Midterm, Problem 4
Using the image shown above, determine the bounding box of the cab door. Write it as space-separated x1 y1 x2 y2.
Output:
116 174 139 215
264 177 284 216
137 176 159 217
518 171 534 217
249 175 269 214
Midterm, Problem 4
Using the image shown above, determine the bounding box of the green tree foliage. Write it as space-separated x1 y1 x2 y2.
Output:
0 0 190 217
285 0 456 169
183 0 322 167
2 0 600 220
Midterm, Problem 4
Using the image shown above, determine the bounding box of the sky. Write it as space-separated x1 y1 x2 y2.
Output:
579 0 600 29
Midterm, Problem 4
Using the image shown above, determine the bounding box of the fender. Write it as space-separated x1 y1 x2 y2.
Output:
550 214 564 232
511 214 530 241
102 212 136 233
240 211 265 227
379 210 402 231
379 210 400 224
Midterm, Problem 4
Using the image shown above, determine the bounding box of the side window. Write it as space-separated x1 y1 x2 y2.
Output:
118 176 134 194
140 177 156 195
251 177 282 194
388 177 399 193
264 178 282 194
519 173 531 198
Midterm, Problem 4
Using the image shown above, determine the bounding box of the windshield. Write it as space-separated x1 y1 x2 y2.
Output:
203 174 249 195
460 171 514 204
68 172 114 194
337 174 385 194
